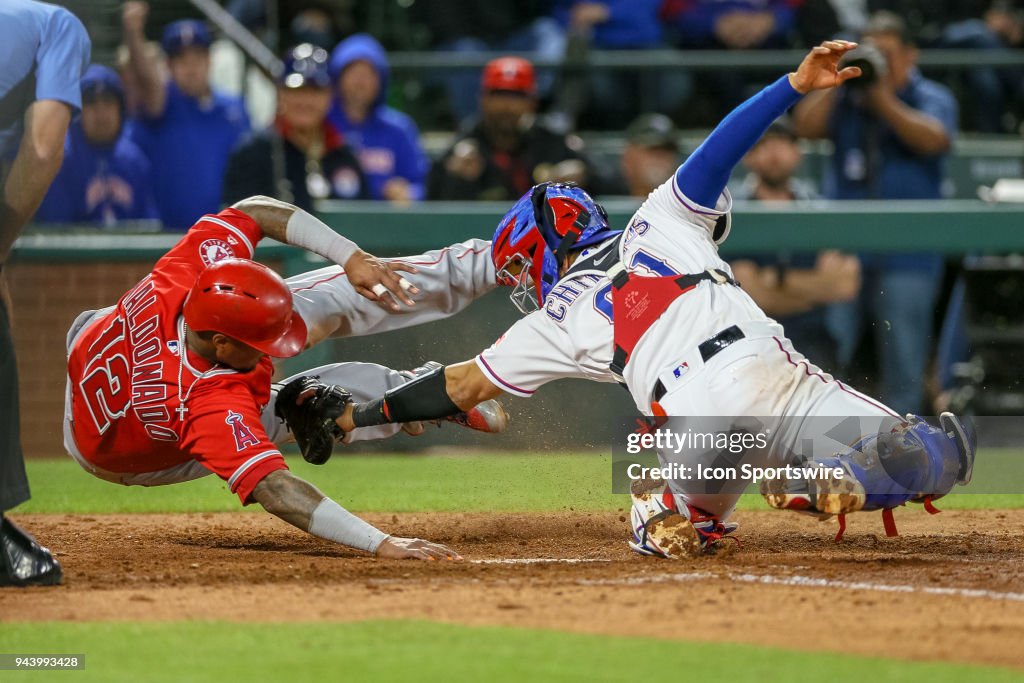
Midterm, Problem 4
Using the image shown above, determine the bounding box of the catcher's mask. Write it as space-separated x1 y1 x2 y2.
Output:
491 182 620 314
183 259 307 358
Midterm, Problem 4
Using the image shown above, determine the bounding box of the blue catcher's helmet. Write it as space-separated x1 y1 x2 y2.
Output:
491 182 621 314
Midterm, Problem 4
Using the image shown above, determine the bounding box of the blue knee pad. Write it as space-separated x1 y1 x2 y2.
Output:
816 418 962 510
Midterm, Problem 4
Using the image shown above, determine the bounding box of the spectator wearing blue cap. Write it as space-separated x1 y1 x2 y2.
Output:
36 65 158 226
122 1 250 229
327 34 427 204
223 44 368 210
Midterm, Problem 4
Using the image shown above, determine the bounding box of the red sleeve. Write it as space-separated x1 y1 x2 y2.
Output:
181 383 288 505
151 208 266 289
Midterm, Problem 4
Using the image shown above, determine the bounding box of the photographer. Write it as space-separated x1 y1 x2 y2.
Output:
792 10 958 414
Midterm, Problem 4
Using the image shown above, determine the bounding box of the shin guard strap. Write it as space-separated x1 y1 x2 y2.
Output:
834 514 847 543
882 507 899 537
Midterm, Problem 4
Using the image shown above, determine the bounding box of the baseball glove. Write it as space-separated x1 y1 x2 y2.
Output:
274 376 353 465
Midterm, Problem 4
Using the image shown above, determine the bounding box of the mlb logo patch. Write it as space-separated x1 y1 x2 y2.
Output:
672 362 689 379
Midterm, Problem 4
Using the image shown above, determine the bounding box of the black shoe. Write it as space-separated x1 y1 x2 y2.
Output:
0 515 63 587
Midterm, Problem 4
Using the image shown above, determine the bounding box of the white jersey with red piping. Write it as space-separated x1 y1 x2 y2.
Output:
475 174 781 413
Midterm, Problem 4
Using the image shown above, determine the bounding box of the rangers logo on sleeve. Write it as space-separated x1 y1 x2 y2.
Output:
226 410 260 451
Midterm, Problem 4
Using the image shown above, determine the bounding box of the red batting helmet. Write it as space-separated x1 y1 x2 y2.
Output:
183 259 307 358
481 56 536 95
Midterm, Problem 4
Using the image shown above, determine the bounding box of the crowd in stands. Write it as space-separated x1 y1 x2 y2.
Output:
34 0 1024 228
27 1 1024 416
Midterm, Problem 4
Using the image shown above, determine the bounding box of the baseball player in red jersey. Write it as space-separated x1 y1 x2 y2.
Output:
64 194 504 560
330 43 976 558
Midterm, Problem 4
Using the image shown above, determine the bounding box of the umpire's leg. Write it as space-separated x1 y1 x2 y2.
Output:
0 298 29 511
0 296 62 586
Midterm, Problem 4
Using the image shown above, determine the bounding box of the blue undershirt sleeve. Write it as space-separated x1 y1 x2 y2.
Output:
675 74 804 208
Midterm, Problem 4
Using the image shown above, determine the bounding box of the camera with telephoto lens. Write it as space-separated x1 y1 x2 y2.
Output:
839 42 888 88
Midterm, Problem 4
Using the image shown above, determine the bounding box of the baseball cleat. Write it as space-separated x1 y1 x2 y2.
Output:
761 462 866 517
628 477 737 558
445 399 509 434
939 412 976 486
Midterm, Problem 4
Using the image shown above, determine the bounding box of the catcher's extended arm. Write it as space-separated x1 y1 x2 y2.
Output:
345 360 502 430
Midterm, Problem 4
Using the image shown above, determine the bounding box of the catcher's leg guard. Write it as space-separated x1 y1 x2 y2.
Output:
763 413 974 517
940 412 976 486
629 477 738 558
402 361 509 434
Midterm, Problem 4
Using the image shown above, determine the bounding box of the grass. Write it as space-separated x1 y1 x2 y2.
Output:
15 450 1024 514
1 620 1020 683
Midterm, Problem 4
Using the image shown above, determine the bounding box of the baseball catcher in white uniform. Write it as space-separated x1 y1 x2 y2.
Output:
308 41 975 558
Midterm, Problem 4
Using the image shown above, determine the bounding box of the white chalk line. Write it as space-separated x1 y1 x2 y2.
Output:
578 570 1024 603
471 558 613 565
367 558 1024 603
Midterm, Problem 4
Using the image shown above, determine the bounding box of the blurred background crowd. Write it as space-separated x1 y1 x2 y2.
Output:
35 0 1024 223
18 0 1024 419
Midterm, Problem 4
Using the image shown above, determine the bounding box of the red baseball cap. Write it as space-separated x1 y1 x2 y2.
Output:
481 56 536 95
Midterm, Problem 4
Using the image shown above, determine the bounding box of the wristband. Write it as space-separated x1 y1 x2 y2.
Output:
351 399 389 428
286 208 359 266
308 497 388 552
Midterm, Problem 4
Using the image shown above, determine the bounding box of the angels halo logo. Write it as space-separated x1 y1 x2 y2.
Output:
199 239 234 266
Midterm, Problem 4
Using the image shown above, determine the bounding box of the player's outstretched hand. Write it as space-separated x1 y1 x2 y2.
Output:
344 250 420 311
788 40 862 94
376 536 463 561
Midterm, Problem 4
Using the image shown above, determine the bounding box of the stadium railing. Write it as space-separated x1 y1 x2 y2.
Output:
386 49 1024 72
15 200 1024 260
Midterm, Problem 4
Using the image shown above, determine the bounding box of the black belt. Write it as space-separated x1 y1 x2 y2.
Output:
652 325 746 402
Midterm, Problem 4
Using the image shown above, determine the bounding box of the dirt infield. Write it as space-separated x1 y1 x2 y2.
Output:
3 509 1024 669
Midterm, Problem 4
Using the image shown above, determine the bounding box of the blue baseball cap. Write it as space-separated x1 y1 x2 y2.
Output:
279 43 331 89
162 20 212 57
81 64 124 104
